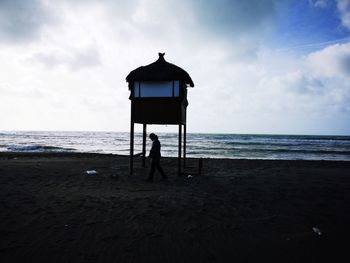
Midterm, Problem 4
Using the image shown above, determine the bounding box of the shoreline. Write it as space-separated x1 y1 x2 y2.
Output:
1 151 350 162
1 153 350 262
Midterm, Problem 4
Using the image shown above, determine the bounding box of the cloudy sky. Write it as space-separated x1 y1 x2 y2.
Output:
1 0 350 135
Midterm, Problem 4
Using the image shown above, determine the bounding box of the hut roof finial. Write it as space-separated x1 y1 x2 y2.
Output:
158 52 165 60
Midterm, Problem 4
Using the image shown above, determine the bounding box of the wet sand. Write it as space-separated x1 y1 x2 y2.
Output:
1 153 350 262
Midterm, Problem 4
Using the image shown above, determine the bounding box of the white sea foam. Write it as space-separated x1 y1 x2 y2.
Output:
6 144 75 152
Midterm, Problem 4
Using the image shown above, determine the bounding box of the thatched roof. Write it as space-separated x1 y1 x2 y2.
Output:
126 53 194 88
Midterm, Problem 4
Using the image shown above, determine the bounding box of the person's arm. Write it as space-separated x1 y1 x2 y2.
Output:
149 142 155 158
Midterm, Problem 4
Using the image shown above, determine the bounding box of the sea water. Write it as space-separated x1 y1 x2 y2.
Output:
1 131 350 161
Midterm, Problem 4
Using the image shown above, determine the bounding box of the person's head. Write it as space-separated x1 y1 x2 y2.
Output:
149 133 158 141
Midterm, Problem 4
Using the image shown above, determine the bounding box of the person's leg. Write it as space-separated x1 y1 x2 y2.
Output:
155 159 167 179
147 159 156 181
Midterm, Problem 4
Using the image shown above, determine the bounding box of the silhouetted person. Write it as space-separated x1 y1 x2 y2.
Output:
146 133 167 182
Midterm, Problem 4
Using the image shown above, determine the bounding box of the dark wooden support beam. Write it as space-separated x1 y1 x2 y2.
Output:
142 123 147 167
130 121 134 175
130 100 134 176
178 124 182 176
183 124 186 169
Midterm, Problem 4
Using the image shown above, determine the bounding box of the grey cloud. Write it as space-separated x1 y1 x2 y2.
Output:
90 0 277 39
70 47 101 70
0 0 278 45
337 0 350 30
288 74 326 94
0 84 46 99
309 0 329 8
190 0 278 36
0 0 54 44
104 0 140 16
32 46 101 70
102 0 279 61
306 42 350 78
340 54 350 73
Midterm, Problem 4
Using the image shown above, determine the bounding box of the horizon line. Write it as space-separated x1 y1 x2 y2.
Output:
1 129 349 137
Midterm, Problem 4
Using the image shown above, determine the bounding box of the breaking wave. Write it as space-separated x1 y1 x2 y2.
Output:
6 144 75 152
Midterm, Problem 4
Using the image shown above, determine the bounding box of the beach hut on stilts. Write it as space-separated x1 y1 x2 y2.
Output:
126 53 194 176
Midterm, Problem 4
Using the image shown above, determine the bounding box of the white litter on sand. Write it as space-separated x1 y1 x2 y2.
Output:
312 227 322 235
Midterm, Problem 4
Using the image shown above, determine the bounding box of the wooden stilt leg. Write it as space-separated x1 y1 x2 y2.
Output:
142 124 147 167
183 124 186 169
178 124 182 176
130 121 134 176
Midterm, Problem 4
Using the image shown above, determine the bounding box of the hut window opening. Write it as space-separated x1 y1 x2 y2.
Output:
134 81 180 97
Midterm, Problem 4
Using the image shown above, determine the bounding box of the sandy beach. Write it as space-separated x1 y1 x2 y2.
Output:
1 153 350 262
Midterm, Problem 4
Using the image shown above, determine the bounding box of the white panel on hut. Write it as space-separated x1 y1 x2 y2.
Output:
134 81 179 97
